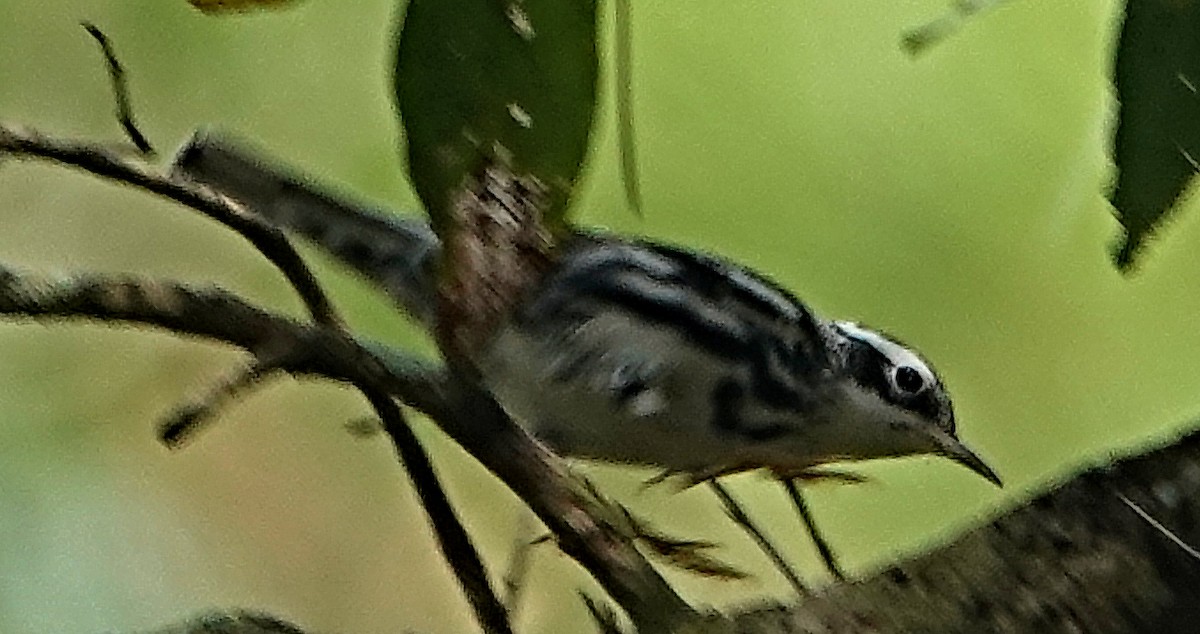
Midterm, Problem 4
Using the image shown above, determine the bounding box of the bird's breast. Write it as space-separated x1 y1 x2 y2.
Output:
476 311 846 474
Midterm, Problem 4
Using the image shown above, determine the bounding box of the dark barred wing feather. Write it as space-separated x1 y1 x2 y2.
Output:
520 235 833 417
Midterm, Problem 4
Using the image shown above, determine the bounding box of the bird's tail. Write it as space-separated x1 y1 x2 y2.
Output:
171 130 441 325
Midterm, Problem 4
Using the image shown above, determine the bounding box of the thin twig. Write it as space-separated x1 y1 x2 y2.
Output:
0 264 427 414
579 592 626 634
501 513 539 616
783 479 845 581
158 360 280 447
362 389 513 634
0 124 341 329
82 22 155 155
708 480 808 595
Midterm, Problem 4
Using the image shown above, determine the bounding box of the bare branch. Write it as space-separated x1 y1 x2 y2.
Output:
159 361 280 447
0 123 342 328
411 370 697 633
171 131 441 326
9 127 1200 633
169 131 1200 633
362 390 513 634
0 250 510 631
680 429 1200 633
0 262 693 631
580 592 627 634
501 513 539 616
106 430 1200 634
82 23 155 155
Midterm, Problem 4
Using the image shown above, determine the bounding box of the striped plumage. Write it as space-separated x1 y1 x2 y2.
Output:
173 135 1000 486
480 236 975 480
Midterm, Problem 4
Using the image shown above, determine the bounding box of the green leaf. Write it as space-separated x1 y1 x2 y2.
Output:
1110 0 1200 272
394 0 598 236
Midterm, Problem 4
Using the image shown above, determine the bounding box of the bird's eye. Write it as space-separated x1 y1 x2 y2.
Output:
894 366 925 394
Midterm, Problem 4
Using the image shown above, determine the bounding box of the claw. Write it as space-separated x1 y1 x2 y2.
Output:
771 466 871 486
642 463 759 491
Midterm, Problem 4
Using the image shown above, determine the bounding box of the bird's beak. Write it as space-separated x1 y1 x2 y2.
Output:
935 435 1003 488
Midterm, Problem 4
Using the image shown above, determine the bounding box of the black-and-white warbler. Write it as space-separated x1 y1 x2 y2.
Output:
173 135 1001 489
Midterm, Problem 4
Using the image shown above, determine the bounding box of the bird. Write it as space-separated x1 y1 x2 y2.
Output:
171 133 1002 491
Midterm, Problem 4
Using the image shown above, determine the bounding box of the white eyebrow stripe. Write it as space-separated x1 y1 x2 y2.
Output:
836 321 936 383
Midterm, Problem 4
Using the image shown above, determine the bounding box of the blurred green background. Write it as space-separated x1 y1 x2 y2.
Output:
2 1 1196 632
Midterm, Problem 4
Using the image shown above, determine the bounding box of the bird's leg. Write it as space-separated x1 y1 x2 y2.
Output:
707 479 809 595
779 476 848 582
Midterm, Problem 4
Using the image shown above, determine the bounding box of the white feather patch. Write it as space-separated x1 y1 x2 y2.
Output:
835 321 936 386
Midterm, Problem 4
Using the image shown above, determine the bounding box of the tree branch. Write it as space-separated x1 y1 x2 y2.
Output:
0 264 693 631
685 426 1200 633
0 123 341 328
168 129 699 629
95 423 1200 633
165 131 1200 632
362 390 514 634
20 125 1200 633
82 22 155 155
0 120 691 631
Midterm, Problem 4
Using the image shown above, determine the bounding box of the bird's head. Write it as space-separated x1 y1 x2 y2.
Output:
827 321 1002 487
